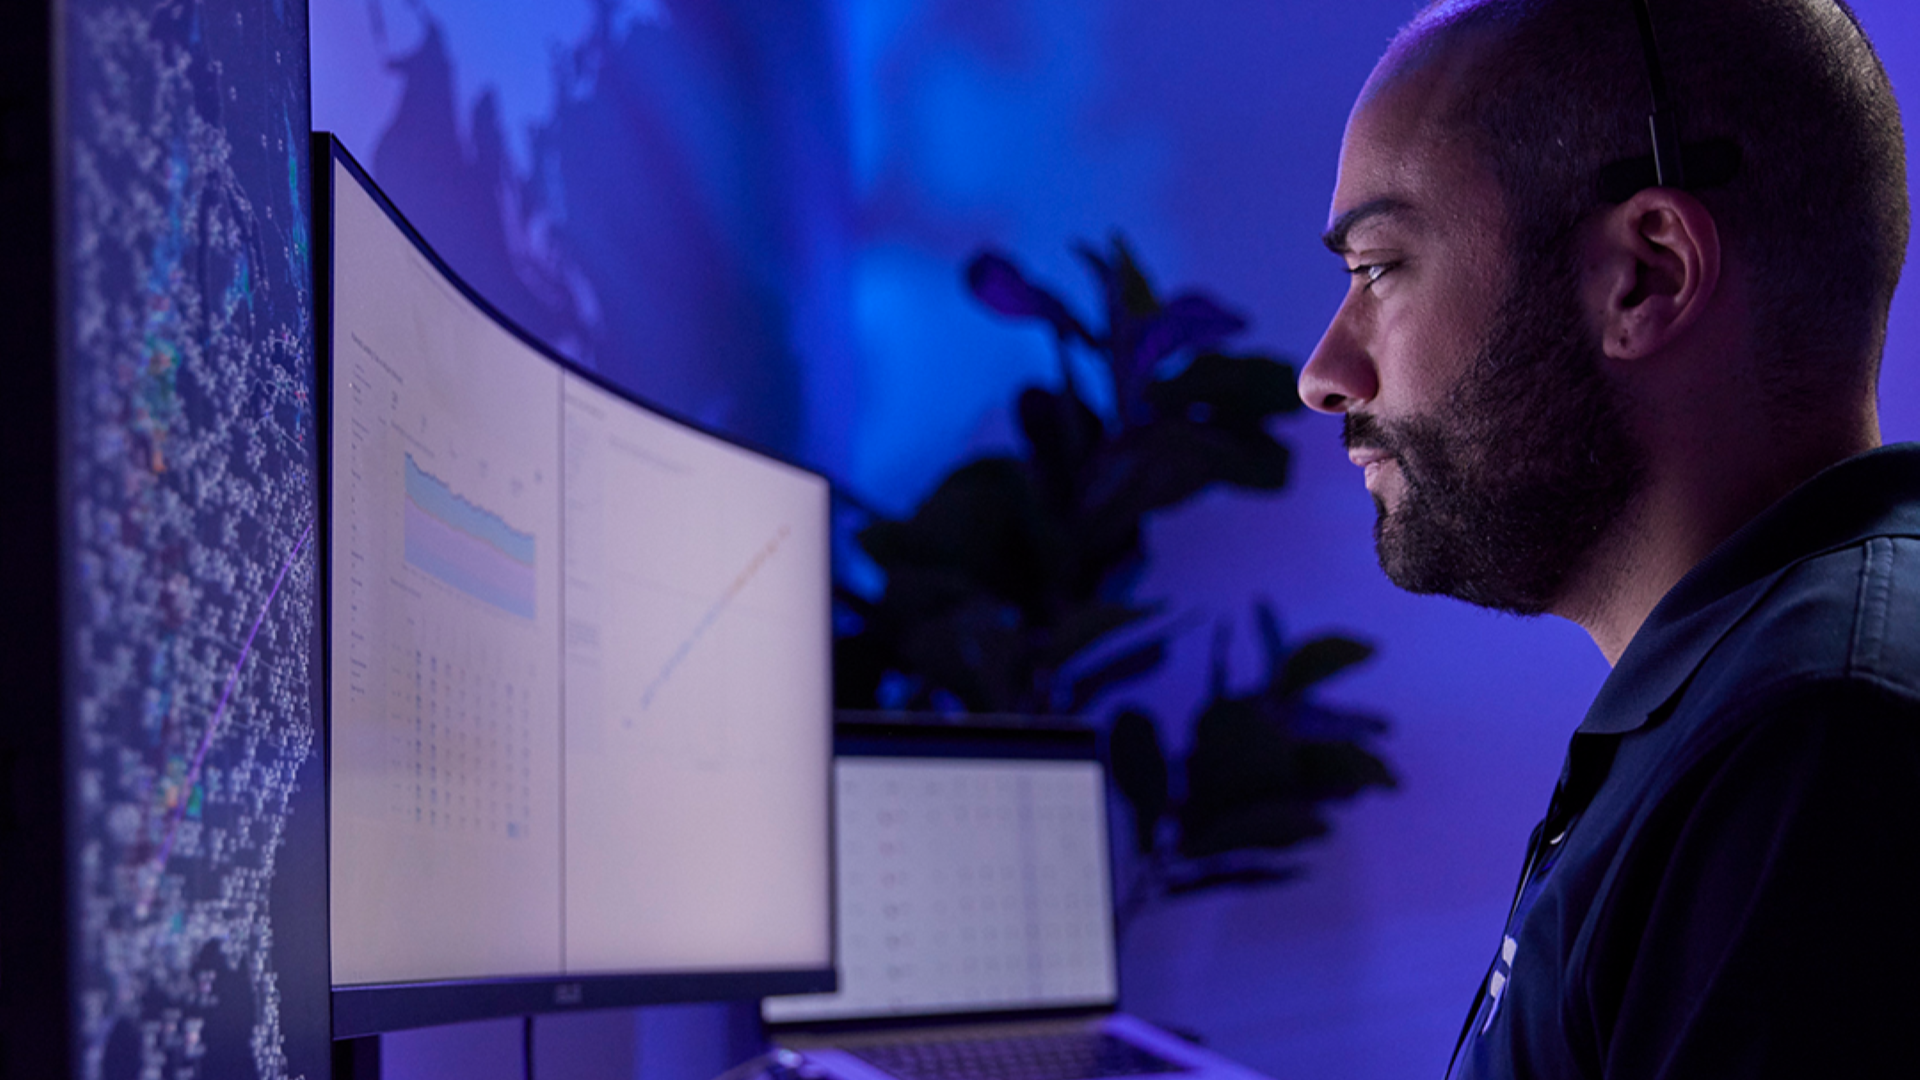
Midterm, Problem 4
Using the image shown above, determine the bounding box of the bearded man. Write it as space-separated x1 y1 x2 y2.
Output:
1298 0 1920 1075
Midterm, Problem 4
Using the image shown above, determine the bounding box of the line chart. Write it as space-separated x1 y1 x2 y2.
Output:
636 523 793 712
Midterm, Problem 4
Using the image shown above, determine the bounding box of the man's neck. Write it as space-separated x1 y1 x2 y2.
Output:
1559 422 1880 666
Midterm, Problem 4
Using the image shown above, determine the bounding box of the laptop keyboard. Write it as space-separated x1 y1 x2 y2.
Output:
850 1030 1190 1080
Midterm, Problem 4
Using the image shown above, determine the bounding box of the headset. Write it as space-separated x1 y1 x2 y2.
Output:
1596 0 1742 201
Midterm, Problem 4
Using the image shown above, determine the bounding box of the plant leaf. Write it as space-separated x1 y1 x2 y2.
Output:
1209 619 1233 699
1146 351 1303 423
1276 635 1375 699
1109 235 1160 319
1285 700 1391 744
1253 599 1286 682
1071 240 1121 352
1017 385 1106 516
1076 234 1159 322
1182 697 1283 822
857 458 1065 610
1064 637 1167 713
1076 236 1162 418
895 596 1028 713
1179 801 1330 858
1130 295 1247 378
833 582 879 619
1107 708 1168 853
1295 739 1400 800
831 629 889 709
965 251 1090 344
1086 421 1290 524
1041 602 1159 668
1163 852 1304 894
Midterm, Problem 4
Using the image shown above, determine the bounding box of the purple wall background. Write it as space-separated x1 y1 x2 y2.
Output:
311 1 1920 1077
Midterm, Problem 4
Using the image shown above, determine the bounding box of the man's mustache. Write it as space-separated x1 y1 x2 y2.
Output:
1343 412 1395 456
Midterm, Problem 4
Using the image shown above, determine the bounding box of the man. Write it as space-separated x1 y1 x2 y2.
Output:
1298 0 1920 1076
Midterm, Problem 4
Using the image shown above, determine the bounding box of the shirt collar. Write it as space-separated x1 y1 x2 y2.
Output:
1579 442 1920 735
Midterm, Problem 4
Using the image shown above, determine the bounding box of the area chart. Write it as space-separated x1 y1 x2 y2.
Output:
404 453 538 618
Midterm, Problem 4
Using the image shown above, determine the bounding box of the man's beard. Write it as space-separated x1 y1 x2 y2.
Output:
1345 247 1647 615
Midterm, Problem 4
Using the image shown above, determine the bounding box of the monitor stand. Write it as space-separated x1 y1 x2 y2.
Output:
333 1034 381 1080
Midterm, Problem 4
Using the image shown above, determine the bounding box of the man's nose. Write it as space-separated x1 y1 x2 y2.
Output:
1298 300 1377 413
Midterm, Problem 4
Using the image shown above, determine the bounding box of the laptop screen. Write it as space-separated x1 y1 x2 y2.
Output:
762 726 1120 1025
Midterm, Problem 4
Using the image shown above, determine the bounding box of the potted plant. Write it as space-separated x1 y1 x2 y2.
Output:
833 236 1395 912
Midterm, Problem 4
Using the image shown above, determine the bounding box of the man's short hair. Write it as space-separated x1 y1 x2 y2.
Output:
1404 0 1909 401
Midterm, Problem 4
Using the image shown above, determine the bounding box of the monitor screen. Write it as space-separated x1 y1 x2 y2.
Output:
762 722 1119 1027
318 135 834 1035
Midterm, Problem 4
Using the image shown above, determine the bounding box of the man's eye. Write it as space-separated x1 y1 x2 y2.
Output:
1350 262 1397 289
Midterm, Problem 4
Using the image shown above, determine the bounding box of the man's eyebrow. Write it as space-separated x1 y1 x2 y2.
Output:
1322 197 1416 255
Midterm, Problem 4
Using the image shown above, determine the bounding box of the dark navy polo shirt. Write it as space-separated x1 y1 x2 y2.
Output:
1450 443 1920 1079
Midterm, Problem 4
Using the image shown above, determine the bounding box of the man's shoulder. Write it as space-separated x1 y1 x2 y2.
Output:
1694 530 1920 711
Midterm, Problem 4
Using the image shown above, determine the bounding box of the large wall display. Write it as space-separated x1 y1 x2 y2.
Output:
61 1 330 1077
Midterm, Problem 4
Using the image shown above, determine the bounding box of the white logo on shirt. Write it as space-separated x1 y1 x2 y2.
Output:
1482 936 1518 1034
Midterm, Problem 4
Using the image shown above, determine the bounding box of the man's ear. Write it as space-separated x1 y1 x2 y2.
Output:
1589 188 1721 361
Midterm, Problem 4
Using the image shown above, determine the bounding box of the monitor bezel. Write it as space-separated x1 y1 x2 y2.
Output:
313 132 837 1038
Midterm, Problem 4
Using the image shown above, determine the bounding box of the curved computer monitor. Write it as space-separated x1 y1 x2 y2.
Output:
315 135 834 1037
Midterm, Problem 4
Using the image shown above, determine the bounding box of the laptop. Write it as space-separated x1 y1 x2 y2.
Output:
759 716 1272 1080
